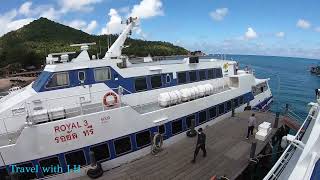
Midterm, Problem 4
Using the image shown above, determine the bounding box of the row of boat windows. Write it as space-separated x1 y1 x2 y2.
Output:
0 95 246 179
46 67 112 89
134 68 223 92
177 68 223 84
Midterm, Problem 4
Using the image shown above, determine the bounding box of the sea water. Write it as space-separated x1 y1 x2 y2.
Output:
227 54 320 120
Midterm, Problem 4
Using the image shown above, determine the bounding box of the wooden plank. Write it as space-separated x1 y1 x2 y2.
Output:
79 111 280 180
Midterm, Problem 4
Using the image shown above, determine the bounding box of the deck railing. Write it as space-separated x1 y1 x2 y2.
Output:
263 104 319 180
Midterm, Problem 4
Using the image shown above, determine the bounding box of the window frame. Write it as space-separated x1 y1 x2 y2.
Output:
150 74 162 89
78 71 86 82
198 110 207 124
185 114 196 130
209 106 217 119
135 130 152 149
158 124 166 135
15 161 37 179
188 71 198 82
199 70 206 81
239 96 244 105
226 101 232 112
165 74 171 84
0 168 8 180
113 136 133 156
38 156 61 177
134 76 148 92
177 71 187 84
89 143 111 162
45 72 70 89
94 67 112 82
216 68 223 78
233 98 239 107
171 119 183 135
207 69 214 79
218 103 225 115
64 149 87 167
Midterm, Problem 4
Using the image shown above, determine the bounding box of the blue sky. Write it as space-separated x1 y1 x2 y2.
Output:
0 0 320 59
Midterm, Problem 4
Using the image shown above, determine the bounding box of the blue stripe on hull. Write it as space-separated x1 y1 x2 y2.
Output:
1 91 267 178
253 96 273 111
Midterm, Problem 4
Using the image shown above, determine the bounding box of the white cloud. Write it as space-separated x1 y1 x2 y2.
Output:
101 9 125 34
100 0 164 35
0 10 30 36
297 19 311 29
245 27 258 40
275 32 285 38
0 10 34 36
315 27 320 32
130 0 164 19
7 18 34 31
19 1 33 16
209 8 228 21
39 7 61 20
67 20 87 30
59 0 103 13
84 20 98 33
66 19 98 33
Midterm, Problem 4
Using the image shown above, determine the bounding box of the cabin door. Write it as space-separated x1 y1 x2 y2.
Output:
76 70 91 104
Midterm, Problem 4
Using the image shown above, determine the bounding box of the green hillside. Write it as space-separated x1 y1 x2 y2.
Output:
0 17 189 69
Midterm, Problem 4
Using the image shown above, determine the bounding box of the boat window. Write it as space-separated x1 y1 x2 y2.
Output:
78 71 86 82
114 136 132 155
189 71 197 82
136 130 151 148
39 156 61 176
186 114 196 129
209 106 217 119
226 101 232 111
135 77 148 92
65 150 87 167
233 98 239 107
171 119 183 135
177 72 187 84
46 72 69 88
94 67 111 82
199 70 206 80
0 168 8 180
166 74 171 83
89 143 110 162
216 68 223 78
218 103 225 115
150 74 162 89
158 124 166 134
199 111 207 124
239 96 244 105
208 69 214 79
15 162 37 179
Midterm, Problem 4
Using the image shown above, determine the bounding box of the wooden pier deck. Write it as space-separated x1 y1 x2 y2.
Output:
79 111 280 180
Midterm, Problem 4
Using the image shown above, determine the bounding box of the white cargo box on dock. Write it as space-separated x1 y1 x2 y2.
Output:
255 121 272 141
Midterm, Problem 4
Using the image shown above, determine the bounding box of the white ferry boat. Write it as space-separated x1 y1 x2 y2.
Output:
0 17 272 179
264 90 320 180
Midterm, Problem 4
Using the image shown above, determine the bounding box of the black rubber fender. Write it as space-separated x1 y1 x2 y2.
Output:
87 162 103 179
186 130 197 137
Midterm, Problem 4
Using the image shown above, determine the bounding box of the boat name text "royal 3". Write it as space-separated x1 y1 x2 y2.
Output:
53 120 94 143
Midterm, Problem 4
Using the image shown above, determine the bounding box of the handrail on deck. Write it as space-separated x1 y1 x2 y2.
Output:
263 105 319 180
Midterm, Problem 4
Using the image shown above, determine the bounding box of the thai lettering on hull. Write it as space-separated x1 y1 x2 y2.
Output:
54 120 94 143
